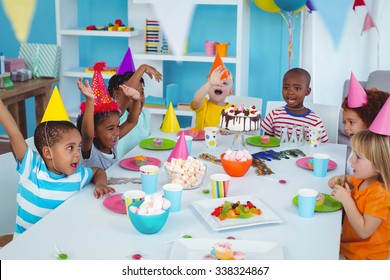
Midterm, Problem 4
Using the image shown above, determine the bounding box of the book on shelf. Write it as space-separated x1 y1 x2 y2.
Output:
176 103 191 110
85 66 117 74
144 95 165 109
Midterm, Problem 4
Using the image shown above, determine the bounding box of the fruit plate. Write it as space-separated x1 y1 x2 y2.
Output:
246 136 280 147
169 238 283 260
296 157 337 171
139 138 176 150
292 193 343 212
119 156 162 171
192 195 283 231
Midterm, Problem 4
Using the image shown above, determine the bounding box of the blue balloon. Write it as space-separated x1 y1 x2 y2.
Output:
274 0 307 11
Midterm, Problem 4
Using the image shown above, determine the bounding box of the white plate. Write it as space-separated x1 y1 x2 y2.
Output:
192 195 283 231
169 238 283 260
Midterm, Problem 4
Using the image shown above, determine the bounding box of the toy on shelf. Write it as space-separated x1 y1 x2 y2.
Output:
85 19 134 32
85 66 118 74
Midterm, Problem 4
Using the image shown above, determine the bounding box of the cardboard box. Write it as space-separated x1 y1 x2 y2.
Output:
18 43 61 78
4 58 26 72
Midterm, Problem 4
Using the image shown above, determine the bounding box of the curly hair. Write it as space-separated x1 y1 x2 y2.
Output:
34 121 79 157
351 130 390 190
107 71 145 97
342 89 389 127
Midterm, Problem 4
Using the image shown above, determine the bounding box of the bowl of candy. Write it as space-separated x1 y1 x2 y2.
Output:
164 157 207 190
128 194 171 234
220 149 253 177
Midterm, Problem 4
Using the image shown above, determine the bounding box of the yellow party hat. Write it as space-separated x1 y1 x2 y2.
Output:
160 102 180 132
41 86 70 122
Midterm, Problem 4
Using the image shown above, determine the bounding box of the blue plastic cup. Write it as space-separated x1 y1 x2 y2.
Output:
297 188 318 218
177 135 193 155
163 183 183 212
140 165 159 194
313 153 330 177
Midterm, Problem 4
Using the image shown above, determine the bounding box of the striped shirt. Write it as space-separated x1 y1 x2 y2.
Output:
15 147 93 235
261 106 329 143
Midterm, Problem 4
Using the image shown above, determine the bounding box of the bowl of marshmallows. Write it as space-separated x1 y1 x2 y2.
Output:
220 149 253 177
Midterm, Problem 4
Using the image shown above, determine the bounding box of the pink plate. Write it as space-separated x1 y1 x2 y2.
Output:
296 157 337 171
119 157 162 171
103 194 126 214
179 129 205 141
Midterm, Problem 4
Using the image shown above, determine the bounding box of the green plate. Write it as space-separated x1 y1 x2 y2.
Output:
246 136 280 147
139 138 176 150
292 193 343 212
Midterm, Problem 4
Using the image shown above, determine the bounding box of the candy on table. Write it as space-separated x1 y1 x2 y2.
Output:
129 193 171 216
199 153 221 165
164 156 207 188
223 148 252 162
211 200 261 221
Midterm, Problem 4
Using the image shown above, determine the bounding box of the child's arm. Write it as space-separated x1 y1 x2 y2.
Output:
331 184 382 239
77 78 95 159
118 84 141 139
90 167 115 198
117 64 162 113
0 99 27 162
192 66 227 110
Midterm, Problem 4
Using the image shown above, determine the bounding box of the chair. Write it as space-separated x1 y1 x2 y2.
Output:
0 152 18 247
226 96 263 116
265 101 341 143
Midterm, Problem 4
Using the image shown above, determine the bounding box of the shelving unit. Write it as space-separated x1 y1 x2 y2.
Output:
55 0 250 122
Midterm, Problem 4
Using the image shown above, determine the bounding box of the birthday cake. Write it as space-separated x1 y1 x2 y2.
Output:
219 104 261 132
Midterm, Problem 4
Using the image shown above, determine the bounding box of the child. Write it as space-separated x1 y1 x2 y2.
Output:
341 88 388 174
328 130 390 260
261 68 329 143
0 98 115 236
76 77 140 170
190 66 234 130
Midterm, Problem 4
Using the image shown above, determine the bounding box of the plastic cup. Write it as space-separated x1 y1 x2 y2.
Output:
204 126 218 148
308 126 322 148
210 173 230 198
177 135 193 155
216 42 229 57
140 165 160 194
313 153 330 177
205 41 216 56
297 188 318 218
163 183 183 212
123 190 145 215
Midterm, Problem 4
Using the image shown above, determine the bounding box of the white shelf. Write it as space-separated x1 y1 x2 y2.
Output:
60 29 142 37
134 52 236 63
62 67 114 79
134 0 241 5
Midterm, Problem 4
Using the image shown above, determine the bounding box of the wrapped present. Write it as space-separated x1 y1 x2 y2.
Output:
5 58 26 72
18 43 61 78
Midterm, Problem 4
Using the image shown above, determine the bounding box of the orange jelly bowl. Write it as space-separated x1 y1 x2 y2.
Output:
220 153 253 177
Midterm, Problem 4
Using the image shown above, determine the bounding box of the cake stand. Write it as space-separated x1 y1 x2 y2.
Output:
219 128 259 151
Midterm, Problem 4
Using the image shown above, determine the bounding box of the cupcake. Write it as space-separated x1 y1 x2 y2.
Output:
213 242 233 260
202 254 217 260
260 135 270 144
153 138 163 147
232 251 245 260
189 128 199 137
316 193 325 206
307 158 314 169
134 155 147 166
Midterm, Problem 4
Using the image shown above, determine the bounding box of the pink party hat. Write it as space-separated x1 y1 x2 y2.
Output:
167 131 189 162
348 72 368 108
117 47 136 74
369 97 390 136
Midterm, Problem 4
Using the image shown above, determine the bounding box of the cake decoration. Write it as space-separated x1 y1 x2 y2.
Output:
219 104 261 132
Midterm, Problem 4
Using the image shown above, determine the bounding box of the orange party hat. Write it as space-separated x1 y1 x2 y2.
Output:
369 97 390 136
209 53 229 80
347 72 368 108
167 130 188 162
41 86 70 122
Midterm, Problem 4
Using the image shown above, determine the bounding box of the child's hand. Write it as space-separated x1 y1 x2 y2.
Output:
331 182 351 204
143 65 163 82
208 66 228 87
119 84 140 101
77 78 94 101
328 175 344 189
93 184 115 199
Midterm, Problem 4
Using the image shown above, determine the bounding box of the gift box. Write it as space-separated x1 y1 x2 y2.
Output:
5 58 26 72
11 69 32 82
18 43 61 78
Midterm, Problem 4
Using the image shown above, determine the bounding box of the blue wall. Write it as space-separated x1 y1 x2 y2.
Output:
0 0 301 137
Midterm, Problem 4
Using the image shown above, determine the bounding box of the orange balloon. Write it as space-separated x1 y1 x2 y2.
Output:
253 0 281 13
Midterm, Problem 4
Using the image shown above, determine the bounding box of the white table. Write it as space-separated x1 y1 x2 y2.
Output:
0 132 347 260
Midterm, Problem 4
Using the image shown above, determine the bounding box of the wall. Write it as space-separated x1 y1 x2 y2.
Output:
0 0 301 137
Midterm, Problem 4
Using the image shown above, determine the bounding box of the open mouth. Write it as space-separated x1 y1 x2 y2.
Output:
214 89 223 95
71 163 78 170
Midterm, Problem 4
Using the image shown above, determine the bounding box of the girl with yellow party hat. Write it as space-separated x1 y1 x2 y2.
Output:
0 87 115 237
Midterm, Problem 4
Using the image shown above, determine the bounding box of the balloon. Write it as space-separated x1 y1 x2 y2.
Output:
293 4 306 14
253 0 281 13
306 0 316 12
274 0 307 12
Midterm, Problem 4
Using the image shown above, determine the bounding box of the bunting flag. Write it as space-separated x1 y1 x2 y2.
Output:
2 0 36 43
353 0 366 10
361 11 376 34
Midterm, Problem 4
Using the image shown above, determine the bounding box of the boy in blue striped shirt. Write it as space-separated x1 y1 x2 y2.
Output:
0 98 115 236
